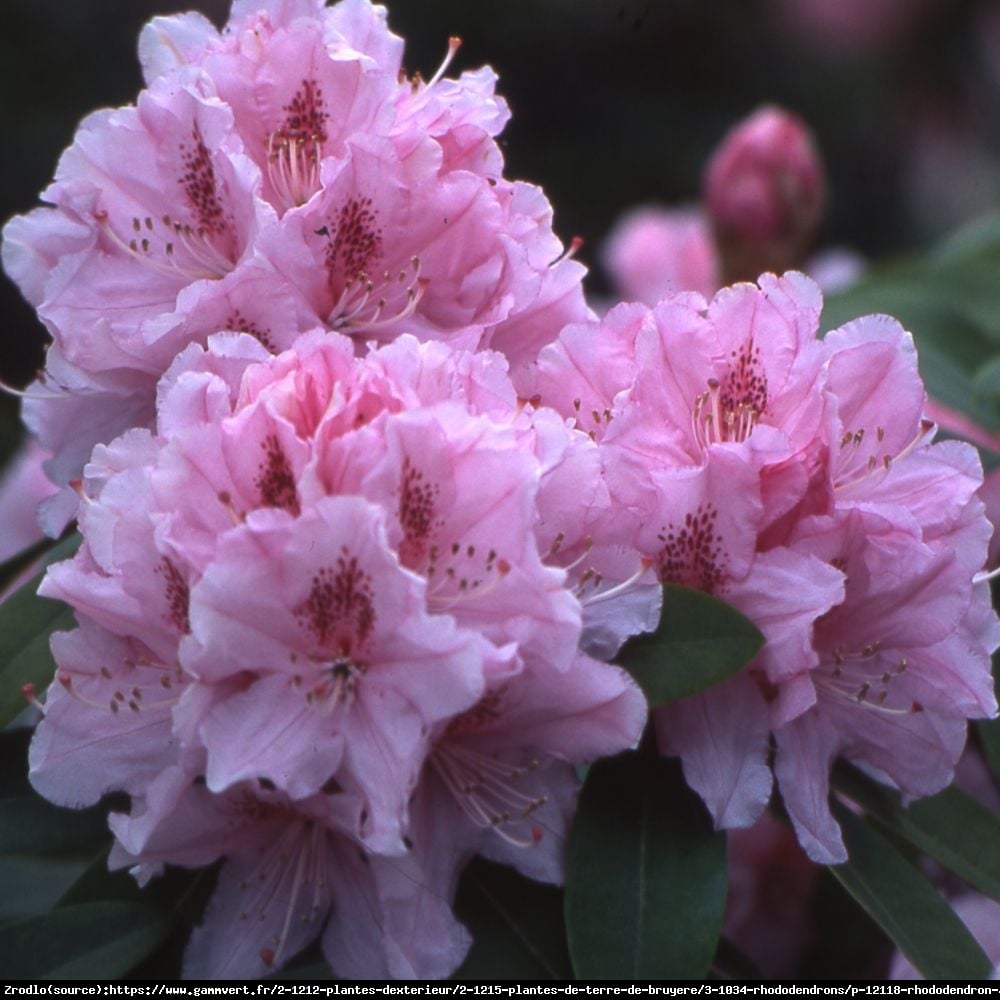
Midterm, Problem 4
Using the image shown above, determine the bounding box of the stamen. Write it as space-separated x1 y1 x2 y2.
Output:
816 646 919 716
580 557 654 607
432 742 547 848
266 131 323 210
550 235 584 267
242 819 328 971
974 565 1000 584
56 663 183 716
300 656 364 715
331 258 427 336
21 683 45 714
835 419 935 492
690 375 760 451
425 36 462 92
95 210 233 282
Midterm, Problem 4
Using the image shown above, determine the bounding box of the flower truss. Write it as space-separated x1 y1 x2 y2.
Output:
30 332 646 978
2 0 587 518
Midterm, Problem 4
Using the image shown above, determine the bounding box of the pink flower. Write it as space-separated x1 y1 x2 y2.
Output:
771 315 1000 863
535 272 997 856
601 206 719 303
30 332 645 978
725 812 819 978
3 0 586 496
0 441 58 565
704 106 826 284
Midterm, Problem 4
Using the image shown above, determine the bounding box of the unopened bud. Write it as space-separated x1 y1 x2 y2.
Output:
704 106 826 283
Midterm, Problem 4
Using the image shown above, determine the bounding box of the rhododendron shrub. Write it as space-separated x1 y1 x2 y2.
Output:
29 332 646 978
4 0 1000 984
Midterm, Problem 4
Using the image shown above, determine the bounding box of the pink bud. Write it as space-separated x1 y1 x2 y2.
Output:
704 106 826 282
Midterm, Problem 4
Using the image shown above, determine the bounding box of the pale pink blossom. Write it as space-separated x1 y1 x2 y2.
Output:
3 0 586 497
536 271 997 854
601 206 719 303
0 441 58 564
601 107 843 304
770 316 1000 863
29 332 645 979
725 812 818 978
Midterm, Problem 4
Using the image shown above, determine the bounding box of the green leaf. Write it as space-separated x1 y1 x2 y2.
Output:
617 583 763 706
0 535 60 597
565 746 727 979
454 858 572 979
0 853 96 922
834 763 1000 905
0 534 80 727
978 717 1000 784
931 211 1000 265
973 355 1000 401
0 795 111 856
828 803 992 980
0 901 172 979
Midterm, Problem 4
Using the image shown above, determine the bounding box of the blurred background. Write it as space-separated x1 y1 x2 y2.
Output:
3 0 1000 384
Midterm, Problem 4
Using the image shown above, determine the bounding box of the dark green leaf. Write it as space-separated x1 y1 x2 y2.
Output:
57 849 147 908
617 584 763 705
454 858 572 979
565 747 727 979
0 535 60 597
973 356 1000 401
0 901 172 979
0 853 96 922
0 795 111 856
0 534 80 727
931 211 1000 265
828 802 992 980
978 718 1000 785
834 763 1000 904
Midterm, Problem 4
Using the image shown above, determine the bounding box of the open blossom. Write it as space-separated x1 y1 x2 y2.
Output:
2 0 587 507
535 271 998 858
30 331 645 979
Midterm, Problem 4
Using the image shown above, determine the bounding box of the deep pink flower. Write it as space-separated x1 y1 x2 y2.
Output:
704 106 826 283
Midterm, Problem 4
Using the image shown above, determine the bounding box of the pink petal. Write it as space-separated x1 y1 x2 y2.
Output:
656 672 774 830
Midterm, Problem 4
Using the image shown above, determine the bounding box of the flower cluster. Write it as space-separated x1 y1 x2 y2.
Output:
31 331 646 978
2 0 587 515
4 0 999 983
535 272 999 862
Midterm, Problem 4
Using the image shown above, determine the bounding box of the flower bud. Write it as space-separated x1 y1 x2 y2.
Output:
704 106 826 282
